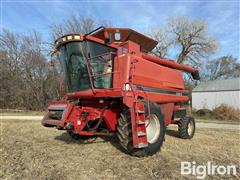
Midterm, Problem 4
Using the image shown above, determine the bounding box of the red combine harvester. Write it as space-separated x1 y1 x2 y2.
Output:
42 27 200 156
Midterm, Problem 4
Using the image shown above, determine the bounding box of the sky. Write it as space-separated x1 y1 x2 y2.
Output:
1 0 240 61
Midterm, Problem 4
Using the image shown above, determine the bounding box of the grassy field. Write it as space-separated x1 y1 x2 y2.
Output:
0 120 239 179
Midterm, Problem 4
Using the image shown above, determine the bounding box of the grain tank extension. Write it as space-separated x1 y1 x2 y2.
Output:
42 27 200 156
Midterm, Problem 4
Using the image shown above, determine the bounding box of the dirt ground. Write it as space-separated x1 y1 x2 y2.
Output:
0 120 239 180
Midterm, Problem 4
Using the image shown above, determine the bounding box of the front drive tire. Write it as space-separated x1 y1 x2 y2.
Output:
117 102 165 157
178 116 196 139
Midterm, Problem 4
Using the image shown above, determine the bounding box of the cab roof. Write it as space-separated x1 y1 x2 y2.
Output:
91 28 158 53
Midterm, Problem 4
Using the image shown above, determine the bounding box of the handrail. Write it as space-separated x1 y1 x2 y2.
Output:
87 52 117 61
79 44 96 95
90 71 120 77
84 51 123 92
84 55 96 94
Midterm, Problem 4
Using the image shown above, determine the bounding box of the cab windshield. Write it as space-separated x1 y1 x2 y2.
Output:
59 41 116 92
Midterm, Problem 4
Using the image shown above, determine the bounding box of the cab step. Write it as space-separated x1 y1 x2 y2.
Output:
136 120 145 125
137 131 146 136
137 143 148 148
136 110 144 114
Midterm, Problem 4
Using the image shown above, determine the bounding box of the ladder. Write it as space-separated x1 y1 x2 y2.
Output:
130 95 148 148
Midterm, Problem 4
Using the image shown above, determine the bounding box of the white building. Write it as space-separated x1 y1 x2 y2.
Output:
192 78 240 110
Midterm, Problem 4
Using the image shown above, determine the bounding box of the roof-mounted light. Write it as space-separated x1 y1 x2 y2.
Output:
54 34 83 49
74 35 81 40
67 35 72 40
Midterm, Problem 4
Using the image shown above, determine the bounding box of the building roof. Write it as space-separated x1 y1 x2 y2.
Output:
193 78 240 92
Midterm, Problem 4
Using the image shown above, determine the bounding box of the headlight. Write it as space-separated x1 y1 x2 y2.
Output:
123 83 131 91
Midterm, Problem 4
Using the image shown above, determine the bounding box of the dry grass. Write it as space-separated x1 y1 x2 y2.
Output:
1 120 239 180
193 105 240 122
212 104 240 121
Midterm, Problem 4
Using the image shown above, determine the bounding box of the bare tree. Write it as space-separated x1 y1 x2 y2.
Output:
51 16 94 40
0 29 60 110
169 17 218 65
50 15 112 41
150 16 218 66
21 31 49 109
0 29 24 108
149 28 173 58
201 56 240 81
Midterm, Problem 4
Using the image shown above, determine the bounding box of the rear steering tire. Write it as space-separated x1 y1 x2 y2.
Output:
117 102 165 157
178 116 196 139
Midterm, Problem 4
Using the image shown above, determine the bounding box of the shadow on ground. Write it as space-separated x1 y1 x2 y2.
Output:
55 132 100 144
54 124 184 155
165 129 180 138
55 128 182 154
55 132 128 154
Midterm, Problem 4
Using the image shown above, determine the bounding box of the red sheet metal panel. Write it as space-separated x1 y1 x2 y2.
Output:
132 56 184 90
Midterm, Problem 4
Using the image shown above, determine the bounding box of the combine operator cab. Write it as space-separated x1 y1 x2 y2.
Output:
42 27 200 157
58 39 115 92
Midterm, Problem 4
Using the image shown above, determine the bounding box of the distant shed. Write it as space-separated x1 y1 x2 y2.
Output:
192 78 240 110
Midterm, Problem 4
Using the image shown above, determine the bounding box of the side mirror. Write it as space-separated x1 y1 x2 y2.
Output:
49 50 59 66
50 53 54 66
